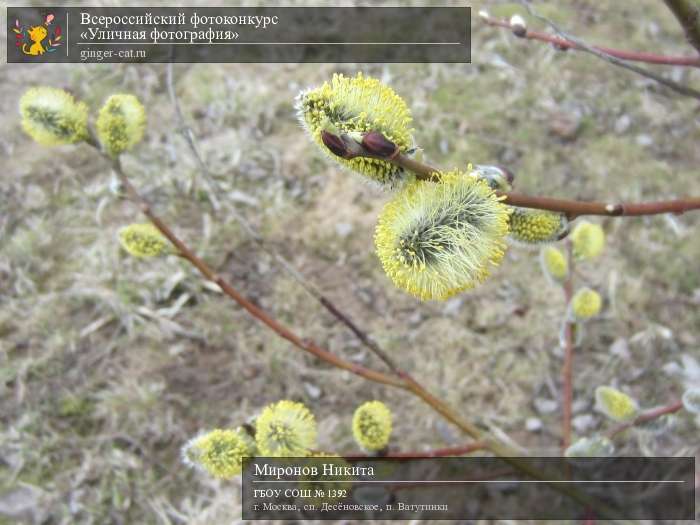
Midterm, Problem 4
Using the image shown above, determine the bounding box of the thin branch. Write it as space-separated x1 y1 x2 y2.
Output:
607 399 684 438
108 153 404 389
502 2 700 101
165 64 404 376
385 152 700 219
332 132 700 218
664 0 700 55
521 1 700 100
479 11 700 67
560 241 575 452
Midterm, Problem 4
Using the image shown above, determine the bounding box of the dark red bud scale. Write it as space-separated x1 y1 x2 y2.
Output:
320 130 348 158
362 131 399 159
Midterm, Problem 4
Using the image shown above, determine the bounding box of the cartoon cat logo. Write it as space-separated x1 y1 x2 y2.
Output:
13 13 62 57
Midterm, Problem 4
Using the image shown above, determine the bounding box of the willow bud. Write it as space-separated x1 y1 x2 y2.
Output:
595 386 638 422
96 94 146 157
320 130 348 158
570 287 602 321
118 223 169 258
352 401 393 452
362 131 398 158
540 246 568 283
571 221 605 260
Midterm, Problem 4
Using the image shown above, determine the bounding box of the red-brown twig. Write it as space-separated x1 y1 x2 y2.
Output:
516 1 700 101
335 135 700 219
387 152 700 220
607 399 684 438
480 12 700 67
107 155 404 389
560 242 575 452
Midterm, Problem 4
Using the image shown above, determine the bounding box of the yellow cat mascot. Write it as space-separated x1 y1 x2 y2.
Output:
23 25 48 56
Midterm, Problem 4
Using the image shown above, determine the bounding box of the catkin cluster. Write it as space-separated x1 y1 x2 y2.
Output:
182 399 395 480
298 74 597 301
20 87 145 154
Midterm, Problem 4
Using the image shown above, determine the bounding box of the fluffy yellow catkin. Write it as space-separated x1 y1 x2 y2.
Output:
182 428 256 479
20 87 88 146
352 400 393 451
571 221 605 260
255 400 317 457
118 223 169 258
508 207 568 244
296 72 414 186
594 386 638 422
96 94 146 157
540 245 568 282
375 170 510 300
570 287 602 320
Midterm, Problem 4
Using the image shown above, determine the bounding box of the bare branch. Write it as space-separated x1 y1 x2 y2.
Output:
382 159 700 219
507 2 700 101
560 241 575 452
479 10 700 67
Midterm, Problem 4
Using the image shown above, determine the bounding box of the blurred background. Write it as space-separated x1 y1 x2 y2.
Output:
1 0 699 523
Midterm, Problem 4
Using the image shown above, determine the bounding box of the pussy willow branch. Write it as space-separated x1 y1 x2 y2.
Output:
607 399 684 438
165 64 403 376
106 155 402 387
479 11 700 67
560 241 575 452
664 0 700 55
388 153 700 219
516 1 700 101
91 141 615 517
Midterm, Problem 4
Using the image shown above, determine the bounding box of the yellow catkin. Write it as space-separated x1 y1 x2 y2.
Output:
20 87 88 146
96 94 146 157
595 386 638 422
352 401 393 451
255 400 317 457
508 208 568 244
375 170 510 300
184 428 256 479
540 246 568 282
571 221 605 260
297 73 414 186
570 287 602 320
118 223 169 258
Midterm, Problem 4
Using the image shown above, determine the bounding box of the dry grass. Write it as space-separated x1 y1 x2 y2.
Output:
1 1 699 523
